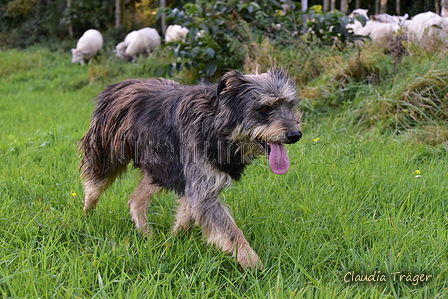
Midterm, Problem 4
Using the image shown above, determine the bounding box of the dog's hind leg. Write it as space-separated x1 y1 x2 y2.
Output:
127 174 162 235
83 175 118 211
173 197 194 233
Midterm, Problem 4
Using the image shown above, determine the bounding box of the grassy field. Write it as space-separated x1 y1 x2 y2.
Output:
0 47 447 298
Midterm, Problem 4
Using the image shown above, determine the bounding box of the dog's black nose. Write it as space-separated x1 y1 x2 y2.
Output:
286 131 302 143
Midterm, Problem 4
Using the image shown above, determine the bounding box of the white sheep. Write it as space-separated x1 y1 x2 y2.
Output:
406 12 448 46
115 30 138 59
165 25 190 43
349 19 401 50
371 13 409 26
347 8 369 32
123 27 161 62
349 8 369 19
71 29 103 66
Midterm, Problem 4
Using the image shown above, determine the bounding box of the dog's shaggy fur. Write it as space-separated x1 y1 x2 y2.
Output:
79 69 302 269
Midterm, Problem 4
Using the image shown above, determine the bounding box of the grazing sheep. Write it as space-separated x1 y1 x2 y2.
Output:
115 30 138 59
165 25 190 43
123 27 161 62
71 29 103 66
348 17 402 51
349 8 369 19
406 12 448 46
346 10 410 53
347 8 369 32
371 13 409 26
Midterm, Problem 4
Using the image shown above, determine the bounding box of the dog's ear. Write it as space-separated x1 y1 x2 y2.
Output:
217 70 246 97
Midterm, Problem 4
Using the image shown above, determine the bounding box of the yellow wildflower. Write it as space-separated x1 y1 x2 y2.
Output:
313 138 320 142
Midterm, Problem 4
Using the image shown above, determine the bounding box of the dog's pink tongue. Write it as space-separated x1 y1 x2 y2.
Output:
269 142 290 175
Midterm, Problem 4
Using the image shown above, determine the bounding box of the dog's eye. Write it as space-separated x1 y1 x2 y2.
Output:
260 106 271 113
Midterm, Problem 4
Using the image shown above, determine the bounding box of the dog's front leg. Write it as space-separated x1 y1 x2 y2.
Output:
190 195 263 270
184 167 263 270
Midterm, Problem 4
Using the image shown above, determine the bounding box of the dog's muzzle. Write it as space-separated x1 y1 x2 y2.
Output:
285 131 302 144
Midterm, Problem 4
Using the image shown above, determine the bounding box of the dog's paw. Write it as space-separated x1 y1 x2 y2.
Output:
172 219 194 235
237 247 264 271
138 223 154 238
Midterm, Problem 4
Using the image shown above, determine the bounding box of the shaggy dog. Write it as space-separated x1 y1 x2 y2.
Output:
79 69 302 269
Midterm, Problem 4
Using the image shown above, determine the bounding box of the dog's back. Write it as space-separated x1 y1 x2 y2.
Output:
80 78 220 194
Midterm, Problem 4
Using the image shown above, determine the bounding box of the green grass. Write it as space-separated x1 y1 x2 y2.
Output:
0 47 447 298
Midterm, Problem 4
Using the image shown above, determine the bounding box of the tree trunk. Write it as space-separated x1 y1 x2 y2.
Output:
442 0 448 17
330 0 335 12
301 0 308 34
115 0 121 29
396 0 401 15
340 0 347 14
301 0 308 11
323 0 330 12
375 0 380 14
355 0 361 9
380 0 387 13
160 0 167 37
424 0 430 11
67 0 73 38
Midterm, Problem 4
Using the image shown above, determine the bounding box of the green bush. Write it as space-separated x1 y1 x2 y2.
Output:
160 0 291 81
159 2 368 81
303 5 368 49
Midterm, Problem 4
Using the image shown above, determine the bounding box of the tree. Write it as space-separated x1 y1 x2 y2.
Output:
67 0 73 37
301 0 308 34
380 0 387 13
442 0 448 16
323 0 330 11
115 0 121 28
340 0 347 13
302 0 308 11
160 0 166 36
